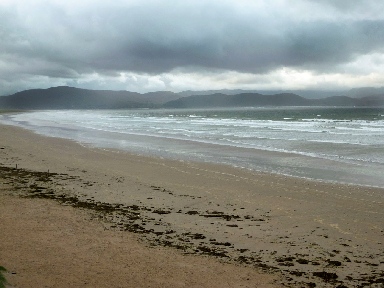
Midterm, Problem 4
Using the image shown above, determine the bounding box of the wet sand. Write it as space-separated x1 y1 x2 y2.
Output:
1 123 383 287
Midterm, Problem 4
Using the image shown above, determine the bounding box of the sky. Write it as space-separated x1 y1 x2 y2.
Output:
1 0 384 95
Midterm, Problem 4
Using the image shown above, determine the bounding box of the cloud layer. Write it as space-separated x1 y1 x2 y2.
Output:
1 0 384 94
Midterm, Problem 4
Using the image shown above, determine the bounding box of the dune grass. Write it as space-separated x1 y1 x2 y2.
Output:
0 266 7 288
0 109 25 114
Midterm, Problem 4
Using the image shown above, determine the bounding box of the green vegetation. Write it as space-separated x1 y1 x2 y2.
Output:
0 109 24 114
0 266 7 288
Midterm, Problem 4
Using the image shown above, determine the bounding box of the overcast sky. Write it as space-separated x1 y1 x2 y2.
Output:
1 0 384 95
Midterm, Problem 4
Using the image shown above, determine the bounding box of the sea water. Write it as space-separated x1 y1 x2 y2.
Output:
1 107 384 187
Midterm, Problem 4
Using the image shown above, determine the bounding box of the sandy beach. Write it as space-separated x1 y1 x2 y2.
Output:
1 123 383 287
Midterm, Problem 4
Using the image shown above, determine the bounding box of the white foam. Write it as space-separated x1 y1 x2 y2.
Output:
2 108 383 187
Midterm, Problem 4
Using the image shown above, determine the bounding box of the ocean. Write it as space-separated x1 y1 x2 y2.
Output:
1 107 384 187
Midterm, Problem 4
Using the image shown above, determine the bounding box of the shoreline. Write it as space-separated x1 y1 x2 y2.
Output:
1 123 383 287
2 109 383 189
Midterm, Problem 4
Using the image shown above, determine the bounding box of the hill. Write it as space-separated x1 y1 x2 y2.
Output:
163 93 384 108
346 87 384 98
1 86 383 110
177 89 345 99
0 86 179 109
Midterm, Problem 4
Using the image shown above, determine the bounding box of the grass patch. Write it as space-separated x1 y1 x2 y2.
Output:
0 109 26 114
0 266 8 288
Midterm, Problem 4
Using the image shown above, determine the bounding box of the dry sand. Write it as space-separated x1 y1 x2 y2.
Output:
1 123 383 287
0 194 279 288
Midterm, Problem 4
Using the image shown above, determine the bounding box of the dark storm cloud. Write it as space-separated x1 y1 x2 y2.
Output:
91 15 384 74
284 20 384 69
1 0 384 94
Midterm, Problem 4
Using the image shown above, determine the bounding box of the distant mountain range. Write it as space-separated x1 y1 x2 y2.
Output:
0 86 383 110
0 86 180 109
177 87 384 99
164 93 384 108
